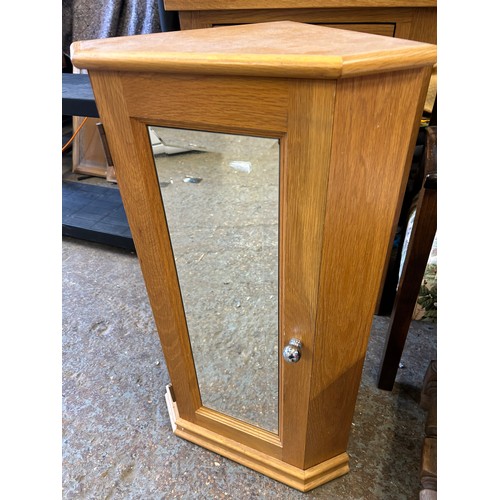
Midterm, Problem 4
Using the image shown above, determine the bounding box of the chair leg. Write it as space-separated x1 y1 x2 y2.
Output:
377 182 437 390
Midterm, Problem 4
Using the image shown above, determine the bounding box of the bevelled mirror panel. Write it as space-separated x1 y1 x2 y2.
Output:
149 126 279 433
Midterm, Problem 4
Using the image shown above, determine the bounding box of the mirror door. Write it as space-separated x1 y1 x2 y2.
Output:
89 71 339 482
149 126 280 434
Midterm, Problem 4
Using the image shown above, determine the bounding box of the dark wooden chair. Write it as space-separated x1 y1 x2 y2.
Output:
419 359 437 497
377 125 437 391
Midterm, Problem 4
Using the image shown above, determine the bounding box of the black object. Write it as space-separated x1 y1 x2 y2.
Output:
62 181 135 251
62 73 134 250
157 0 180 32
62 73 99 118
61 0 181 251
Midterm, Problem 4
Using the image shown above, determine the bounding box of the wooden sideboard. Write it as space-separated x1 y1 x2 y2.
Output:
164 0 436 44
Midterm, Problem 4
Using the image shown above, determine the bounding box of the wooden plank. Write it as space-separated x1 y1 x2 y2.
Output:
420 359 437 410
194 407 283 460
420 437 437 490
320 23 395 37
377 149 437 390
409 7 437 43
173 416 349 492
192 7 415 30
121 73 288 135
179 11 210 30
177 4 436 49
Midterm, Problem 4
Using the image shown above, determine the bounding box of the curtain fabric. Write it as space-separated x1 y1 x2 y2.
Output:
63 0 161 55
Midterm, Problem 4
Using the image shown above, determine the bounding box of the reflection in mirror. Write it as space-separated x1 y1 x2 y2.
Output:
149 126 279 433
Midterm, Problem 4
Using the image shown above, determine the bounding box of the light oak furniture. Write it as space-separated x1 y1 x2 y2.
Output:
71 21 436 491
164 0 437 314
62 71 109 179
66 70 117 182
164 0 436 44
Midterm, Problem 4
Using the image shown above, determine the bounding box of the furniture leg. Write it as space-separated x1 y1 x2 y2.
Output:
377 127 437 390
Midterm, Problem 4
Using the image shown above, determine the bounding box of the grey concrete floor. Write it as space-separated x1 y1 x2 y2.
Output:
62 135 437 499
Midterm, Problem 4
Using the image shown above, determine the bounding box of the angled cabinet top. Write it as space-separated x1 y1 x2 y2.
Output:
71 21 436 79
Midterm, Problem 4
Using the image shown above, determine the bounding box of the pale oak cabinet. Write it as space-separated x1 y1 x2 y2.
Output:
71 21 436 491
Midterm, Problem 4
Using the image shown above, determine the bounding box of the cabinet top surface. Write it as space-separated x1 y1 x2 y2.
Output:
71 21 436 79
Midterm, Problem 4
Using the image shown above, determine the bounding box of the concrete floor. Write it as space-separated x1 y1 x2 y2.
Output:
62 135 437 499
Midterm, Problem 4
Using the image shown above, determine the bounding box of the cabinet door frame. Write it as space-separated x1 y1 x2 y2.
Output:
88 71 327 452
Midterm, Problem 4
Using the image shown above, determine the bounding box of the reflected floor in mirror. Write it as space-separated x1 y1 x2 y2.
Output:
150 126 280 434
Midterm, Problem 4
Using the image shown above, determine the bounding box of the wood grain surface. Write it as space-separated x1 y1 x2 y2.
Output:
77 21 435 490
89 71 203 420
280 78 337 468
121 73 288 136
71 21 436 79
166 0 436 10
167 1 436 45
304 66 432 467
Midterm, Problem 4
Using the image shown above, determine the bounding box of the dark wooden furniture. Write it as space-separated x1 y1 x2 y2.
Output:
377 126 437 390
419 360 437 498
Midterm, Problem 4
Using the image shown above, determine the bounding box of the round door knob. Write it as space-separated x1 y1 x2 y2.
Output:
282 338 302 363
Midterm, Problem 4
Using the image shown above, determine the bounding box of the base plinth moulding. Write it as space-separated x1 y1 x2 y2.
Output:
165 384 349 492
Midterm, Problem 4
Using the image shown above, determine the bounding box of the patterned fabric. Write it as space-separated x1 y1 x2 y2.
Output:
63 0 161 55
399 209 437 322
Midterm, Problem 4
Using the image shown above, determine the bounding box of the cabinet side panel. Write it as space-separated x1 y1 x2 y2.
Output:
304 67 432 468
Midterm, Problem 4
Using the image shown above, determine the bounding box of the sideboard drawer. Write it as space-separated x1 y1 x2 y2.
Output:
320 23 395 37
